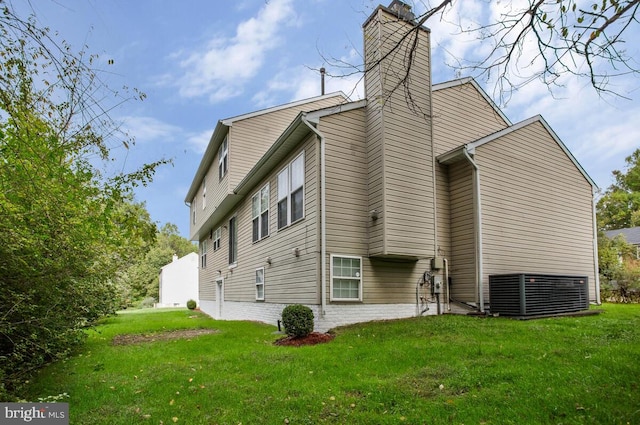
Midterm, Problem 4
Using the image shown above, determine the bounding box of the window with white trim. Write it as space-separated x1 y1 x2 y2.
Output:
228 216 237 265
212 227 221 251
202 176 206 209
255 267 265 301
277 152 304 230
331 255 362 301
200 240 208 269
218 136 228 180
252 184 270 242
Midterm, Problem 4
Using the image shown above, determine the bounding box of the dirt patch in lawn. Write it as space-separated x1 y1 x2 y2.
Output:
112 328 219 346
274 332 334 347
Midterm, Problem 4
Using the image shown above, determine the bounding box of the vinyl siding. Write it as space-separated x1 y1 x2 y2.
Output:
321 107 429 304
190 95 346 239
432 82 509 155
199 136 320 306
364 8 434 259
191 157 231 236
448 161 477 302
228 95 345 189
322 109 368 254
198 232 225 302
432 80 511 303
476 120 597 301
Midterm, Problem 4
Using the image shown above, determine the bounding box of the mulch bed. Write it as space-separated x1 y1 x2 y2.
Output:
274 332 334 347
112 328 219 346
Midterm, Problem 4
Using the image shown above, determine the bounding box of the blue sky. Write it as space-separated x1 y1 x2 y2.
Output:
13 0 640 238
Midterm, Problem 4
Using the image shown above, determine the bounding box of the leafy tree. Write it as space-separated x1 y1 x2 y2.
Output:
598 233 640 301
118 223 197 305
597 148 640 230
0 2 167 399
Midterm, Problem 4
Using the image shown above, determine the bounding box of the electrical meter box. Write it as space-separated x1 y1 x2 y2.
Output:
432 275 443 294
430 257 444 270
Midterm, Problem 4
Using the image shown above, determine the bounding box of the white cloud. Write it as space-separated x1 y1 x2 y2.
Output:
120 116 181 144
252 48 365 107
186 129 214 154
171 0 296 103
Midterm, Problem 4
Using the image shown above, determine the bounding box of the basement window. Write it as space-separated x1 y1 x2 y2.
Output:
330 255 362 301
255 267 265 301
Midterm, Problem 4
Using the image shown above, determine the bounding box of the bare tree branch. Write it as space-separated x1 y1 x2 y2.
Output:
318 0 640 106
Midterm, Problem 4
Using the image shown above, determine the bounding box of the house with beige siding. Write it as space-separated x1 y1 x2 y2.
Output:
185 1 599 331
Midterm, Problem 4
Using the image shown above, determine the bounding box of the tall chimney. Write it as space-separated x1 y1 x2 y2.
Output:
320 67 326 95
363 1 434 259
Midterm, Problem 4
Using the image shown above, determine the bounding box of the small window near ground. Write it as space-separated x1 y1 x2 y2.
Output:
331 255 362 301
255 267 265 301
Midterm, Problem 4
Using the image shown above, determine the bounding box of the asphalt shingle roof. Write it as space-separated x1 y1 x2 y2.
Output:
604 227 640 245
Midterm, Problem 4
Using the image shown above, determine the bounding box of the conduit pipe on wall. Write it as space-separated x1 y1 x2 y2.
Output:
444 258 450 312
301 115 326 317
462 148 485 313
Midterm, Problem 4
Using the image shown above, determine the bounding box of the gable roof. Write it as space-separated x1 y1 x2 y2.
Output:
189 98 366 240
604 227 640 245
438 114 597 189
184 92 348 204
432 77 512 126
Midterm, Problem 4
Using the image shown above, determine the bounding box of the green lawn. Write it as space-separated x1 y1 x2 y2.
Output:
24 304 640 424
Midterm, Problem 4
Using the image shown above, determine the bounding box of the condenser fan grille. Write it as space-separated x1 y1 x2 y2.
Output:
489 273 589 317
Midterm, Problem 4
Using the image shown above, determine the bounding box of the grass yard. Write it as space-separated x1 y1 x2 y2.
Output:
23 304 640 424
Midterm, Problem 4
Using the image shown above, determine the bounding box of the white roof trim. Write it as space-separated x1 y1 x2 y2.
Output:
305 99 368 124
221 91 348 125
468 115 597 188
433 77 512 126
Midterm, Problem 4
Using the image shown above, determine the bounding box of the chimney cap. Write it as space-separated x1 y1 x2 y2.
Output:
388 0 415 22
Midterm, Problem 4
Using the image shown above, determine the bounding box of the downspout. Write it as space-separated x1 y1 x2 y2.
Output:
462 148 485 313
592 187 601 304
302 115 326 317
427 65 438 260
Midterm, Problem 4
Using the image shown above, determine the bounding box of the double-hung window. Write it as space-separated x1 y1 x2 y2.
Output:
331 255 362 301
218 136 228 180
277 152 304 229
252 184 269 242
212 227 221 251
228 216 237 265
255 268 265 301
200 240 208 269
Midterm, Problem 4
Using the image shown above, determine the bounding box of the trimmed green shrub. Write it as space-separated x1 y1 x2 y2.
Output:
186 299 197 310
281 304 314 338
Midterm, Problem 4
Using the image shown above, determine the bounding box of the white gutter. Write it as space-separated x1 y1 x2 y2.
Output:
301 115 326 317
592 187 601 304
462 148 485 312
